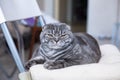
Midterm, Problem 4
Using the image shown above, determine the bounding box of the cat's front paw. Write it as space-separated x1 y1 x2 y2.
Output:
44 61 64 70
25 60 37 70
25 57 45 70
44 62 54 70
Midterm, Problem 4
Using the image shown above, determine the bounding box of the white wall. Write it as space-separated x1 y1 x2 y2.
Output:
87 0 119 38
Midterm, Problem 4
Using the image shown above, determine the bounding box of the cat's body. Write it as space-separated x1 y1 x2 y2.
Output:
25 23 101 70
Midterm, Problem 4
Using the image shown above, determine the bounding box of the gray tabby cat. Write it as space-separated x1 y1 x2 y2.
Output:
25 23 101 70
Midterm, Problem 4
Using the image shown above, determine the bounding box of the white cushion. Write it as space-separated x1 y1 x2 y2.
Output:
30 44 120 80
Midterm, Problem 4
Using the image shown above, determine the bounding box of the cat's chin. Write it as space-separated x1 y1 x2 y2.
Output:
49 46 62 49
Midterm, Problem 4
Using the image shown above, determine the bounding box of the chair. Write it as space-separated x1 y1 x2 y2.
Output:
22 44 120 80
0 22 24 80
0 33 17 79
0 0 42 75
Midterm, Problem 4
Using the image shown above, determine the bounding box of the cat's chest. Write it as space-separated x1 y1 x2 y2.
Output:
40 44 82 60
45 50 56 57
42 46 56 57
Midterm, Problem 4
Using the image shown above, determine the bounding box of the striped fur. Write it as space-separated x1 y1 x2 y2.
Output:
25 23 101 70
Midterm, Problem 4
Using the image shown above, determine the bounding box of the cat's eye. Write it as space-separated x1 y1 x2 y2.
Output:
61 34 68 38
46 34 53 37
61 34 66 37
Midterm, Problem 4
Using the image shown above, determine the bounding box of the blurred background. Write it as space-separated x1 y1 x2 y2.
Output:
0 0 120 80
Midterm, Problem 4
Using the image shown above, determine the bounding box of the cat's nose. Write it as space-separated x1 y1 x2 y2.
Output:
55 39 59 43
54 38 59 43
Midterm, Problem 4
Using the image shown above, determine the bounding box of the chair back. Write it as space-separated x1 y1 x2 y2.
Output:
0 0 42 22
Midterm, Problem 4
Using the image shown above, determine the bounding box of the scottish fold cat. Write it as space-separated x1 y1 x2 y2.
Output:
25 23 101 70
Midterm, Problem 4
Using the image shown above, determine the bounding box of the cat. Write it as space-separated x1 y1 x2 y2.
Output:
25 23 101 70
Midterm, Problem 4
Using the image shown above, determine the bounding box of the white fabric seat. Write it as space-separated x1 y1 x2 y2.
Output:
20 44 120 80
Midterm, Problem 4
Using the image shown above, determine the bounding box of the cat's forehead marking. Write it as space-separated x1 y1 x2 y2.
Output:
46 24 67 35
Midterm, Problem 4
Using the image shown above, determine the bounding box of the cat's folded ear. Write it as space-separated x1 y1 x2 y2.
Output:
62 23 71 30
67 25 71 30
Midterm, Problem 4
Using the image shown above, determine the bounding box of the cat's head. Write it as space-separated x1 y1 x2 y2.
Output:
40 23 73 49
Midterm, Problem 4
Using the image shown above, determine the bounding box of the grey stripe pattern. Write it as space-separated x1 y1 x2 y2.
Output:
25 23 101 70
